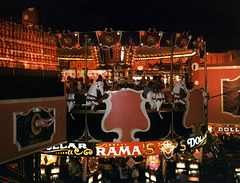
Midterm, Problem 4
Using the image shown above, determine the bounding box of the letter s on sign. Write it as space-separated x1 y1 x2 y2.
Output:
180 140 186 151
145 143 155 155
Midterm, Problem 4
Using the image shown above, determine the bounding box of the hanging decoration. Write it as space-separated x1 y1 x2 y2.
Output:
96 29 122 48
175 33 192 49
140 29 162 48
146 155 160 170
157 140 178 159
58 32 79 49
88 157 99 174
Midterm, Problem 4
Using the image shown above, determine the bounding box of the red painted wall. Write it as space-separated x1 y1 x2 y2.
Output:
195 66 240 125
0 97 66 164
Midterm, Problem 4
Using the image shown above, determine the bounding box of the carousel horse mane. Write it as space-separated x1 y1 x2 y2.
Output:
146 91 167 119
173 80 188 94
172 80 188 107
87 81 104 97
82 81 104 110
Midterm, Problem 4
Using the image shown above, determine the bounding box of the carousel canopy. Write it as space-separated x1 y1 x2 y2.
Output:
57 29 204 70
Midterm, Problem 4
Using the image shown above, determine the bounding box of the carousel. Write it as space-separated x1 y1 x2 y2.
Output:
51 28 208 182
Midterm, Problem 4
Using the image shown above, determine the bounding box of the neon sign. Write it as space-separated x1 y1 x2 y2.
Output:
95 142 144 157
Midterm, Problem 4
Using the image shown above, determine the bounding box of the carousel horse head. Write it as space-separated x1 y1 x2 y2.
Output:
172 80 188 107
87 81 104 97
66 93 75 112
173 80 188 94
82 81 104 110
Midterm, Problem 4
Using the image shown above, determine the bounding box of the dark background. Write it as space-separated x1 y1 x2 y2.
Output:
0 0 240 53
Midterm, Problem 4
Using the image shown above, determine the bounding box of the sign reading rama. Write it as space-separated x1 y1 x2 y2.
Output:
95 142 144 157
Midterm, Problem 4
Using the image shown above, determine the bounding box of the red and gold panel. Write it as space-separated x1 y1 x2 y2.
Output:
96 31 121 47
58 33 80 49
140 31 162 48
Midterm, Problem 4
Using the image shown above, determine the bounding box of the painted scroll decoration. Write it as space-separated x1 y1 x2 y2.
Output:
101 88 151 142
182 88 207 137
14 107 55 151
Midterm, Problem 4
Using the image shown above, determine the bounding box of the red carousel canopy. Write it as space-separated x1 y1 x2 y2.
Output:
57 29 204 70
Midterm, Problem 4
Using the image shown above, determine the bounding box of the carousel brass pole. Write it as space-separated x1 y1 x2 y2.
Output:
204 41 208 94
83 34 89 183
181 59 183 81
84 34 89 143
204 41 208 128
170 34 174 140
84 34 89 93
130 44 133 78
170 34 174 90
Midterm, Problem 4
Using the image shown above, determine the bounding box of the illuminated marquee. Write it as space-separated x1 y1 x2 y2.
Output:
144 134 207 157
95 142 144 157
214 125 240 133
42 142 95 157
41 135 207 158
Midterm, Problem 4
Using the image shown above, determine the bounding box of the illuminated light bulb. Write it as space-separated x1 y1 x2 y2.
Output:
194 80 199 85
120 47 124 61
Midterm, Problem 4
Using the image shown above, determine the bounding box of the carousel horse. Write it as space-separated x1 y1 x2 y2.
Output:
82 81 104 110
66 93 75 112
146 91 167 119
66 92 76 119
172 80 188 107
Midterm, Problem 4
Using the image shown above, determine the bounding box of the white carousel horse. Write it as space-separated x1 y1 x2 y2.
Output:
66 92 77 119
82 81 104 110
66 93 75 112
146 91 167 119
172 80 188 107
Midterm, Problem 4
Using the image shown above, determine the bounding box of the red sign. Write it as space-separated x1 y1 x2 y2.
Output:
183 88 207 137
95 142 144 157
102 89 150 142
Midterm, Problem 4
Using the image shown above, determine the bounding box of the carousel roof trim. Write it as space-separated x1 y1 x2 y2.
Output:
134 51 196 61
57 29 203 51
57 46 196 60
